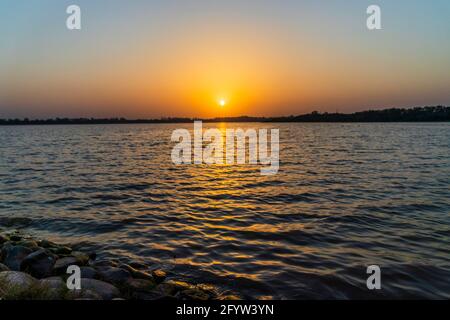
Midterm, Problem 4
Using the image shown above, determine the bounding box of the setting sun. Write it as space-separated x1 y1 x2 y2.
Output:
218 99 227 107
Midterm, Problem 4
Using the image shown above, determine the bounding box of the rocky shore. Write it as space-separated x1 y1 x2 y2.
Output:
0 230 240 300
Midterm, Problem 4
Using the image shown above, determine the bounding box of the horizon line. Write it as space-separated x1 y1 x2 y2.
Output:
1 106 449 125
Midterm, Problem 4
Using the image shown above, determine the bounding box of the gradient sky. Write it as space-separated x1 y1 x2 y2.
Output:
0 0 449 118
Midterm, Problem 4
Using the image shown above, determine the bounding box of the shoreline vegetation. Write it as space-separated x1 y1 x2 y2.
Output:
1 106 449 125
0 229 240 300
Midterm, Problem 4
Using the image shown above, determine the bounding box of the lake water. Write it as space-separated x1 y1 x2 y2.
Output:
0 123 449 299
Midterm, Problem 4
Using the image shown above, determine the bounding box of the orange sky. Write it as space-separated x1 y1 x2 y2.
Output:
0 1 449 118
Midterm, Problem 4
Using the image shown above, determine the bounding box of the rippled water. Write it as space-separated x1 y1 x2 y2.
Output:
1 123 449 299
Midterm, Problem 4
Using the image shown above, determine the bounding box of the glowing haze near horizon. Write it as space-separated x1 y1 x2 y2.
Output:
0 0 449 119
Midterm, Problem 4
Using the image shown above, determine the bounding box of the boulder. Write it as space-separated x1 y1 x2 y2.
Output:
39 277 66 300
151 269 167 283
98 267 131 285
0 263 9 272
49 246 72 255
71 251 89 265
37 239 57 249
16 240 39 250
21 249 56 278
125 278 156 292
70 289 103 300
156 280 194 296
176 288 210 300
80 266 97 279
53 257 79 274
218 294 241 300
80 278 120 300
2 245 33 271
0 271 37 291
195 283 218 297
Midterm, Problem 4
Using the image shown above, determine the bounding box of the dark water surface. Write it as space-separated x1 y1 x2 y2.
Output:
0 123 449 299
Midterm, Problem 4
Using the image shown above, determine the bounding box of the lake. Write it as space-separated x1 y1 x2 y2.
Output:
0 122 449 299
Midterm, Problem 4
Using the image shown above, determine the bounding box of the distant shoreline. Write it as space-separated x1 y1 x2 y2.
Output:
1 106 449 125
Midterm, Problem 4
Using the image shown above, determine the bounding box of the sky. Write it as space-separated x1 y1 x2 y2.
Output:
0 0 449 118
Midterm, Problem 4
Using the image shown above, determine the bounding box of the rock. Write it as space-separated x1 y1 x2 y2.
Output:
120 264 154 281
80 266 97 279
151 269 167 283
49 246 72 255
195 283 218 297
67 288 103 300
37 239 57 249
0 263 9 272
218 294 241 300
125 278 156 292
177 288 210 300
87 252 97 261
0 234 10 244
71 251 89 265
156 280 194 296
80 278 120 300
2 245 33 271
98 267 131 285
20 249 56 278
39 277 66 299
0 271 37 291
16 240 39 250
53 257 79 274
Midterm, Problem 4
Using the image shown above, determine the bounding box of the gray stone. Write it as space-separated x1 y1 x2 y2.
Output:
80 278 120 300
0 271 37 290
37 239 57 248
98 267 131 284
125 278 156 292
71 251 89 265
176 288 210 300
16 240 39 250
0 263 9 272
39 277 66 300
156 280 194 296
151 269 167 283
3 245 33 271
218 294 241 300
80 266 97 279
49 246 72 255
53 257 79 274
21 249 56 278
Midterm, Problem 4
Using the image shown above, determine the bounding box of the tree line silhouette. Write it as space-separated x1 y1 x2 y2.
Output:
1 106 449 125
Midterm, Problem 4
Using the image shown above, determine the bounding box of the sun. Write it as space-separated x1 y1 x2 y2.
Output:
218 99 227 107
